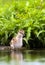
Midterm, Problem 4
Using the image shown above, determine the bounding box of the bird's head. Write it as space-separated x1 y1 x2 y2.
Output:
17 30 24 38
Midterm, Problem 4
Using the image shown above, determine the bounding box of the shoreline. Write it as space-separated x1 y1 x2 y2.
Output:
0 46 26 51
0 46 45 51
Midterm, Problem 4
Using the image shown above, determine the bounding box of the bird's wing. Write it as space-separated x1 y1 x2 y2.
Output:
10 37 17 44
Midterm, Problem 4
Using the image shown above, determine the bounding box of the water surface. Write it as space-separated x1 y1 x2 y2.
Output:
0 50 45 65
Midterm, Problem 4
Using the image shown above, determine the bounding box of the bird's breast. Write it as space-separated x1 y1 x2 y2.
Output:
14 38 23 48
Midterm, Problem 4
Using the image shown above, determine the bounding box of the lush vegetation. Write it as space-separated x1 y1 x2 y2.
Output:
0 0 45 49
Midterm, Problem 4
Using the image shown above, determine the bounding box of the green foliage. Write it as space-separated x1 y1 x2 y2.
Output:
0 0 45 47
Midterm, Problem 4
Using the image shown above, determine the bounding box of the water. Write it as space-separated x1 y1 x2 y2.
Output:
0 50 45 65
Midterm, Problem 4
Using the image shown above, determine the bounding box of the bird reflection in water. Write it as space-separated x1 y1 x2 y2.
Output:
10 51 23 65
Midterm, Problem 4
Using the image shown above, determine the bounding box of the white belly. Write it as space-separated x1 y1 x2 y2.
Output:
11 38 23 48
14 42 22 48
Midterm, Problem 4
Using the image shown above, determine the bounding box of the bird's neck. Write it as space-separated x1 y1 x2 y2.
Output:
16 34 23 39
16 34 23 41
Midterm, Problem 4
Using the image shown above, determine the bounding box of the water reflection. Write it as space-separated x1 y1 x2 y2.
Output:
10 51 23 65
0 50 45 65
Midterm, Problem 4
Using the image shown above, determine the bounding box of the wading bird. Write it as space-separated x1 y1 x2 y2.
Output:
10 30 24 49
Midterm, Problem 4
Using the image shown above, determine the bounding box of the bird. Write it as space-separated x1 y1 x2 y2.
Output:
10 30 24 49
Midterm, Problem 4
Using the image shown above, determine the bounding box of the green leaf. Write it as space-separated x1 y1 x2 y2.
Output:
37 30 45 37
26 27 31 40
